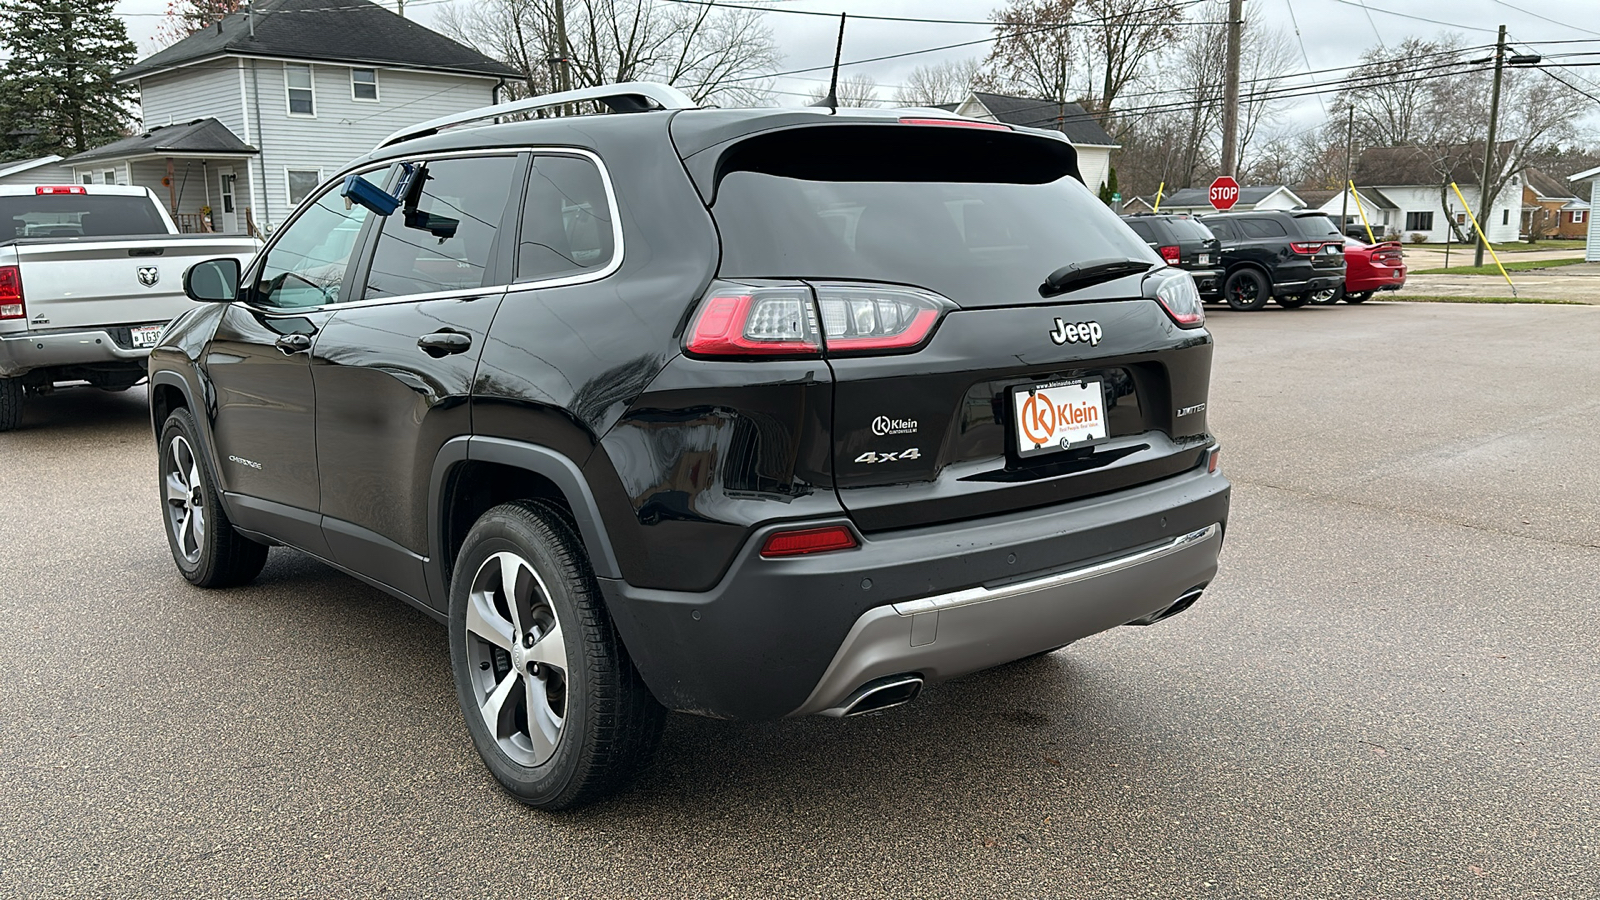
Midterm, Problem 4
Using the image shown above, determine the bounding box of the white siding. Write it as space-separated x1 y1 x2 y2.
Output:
1588 181 1599 262
245 61 498 228
1373 184 1521 244
138 63 248 137
1076 147 1111 194
0 161 75 186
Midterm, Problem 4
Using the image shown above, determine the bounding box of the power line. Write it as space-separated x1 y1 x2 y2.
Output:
664 0 1221 28
1490 0 1600 39
1326 0 1500 34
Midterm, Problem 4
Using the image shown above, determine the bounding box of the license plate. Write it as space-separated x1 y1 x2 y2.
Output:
131 325 163 348
1013 379 1108 457
1196 253 1211 265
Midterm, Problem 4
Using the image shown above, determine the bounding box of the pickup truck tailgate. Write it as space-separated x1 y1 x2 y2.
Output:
4 235 258 331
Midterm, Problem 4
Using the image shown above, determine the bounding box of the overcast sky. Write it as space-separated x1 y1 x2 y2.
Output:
114 0 1600 140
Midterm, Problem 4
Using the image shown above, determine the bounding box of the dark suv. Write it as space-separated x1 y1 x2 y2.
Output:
150 85 1229 809
1199 210 1346 310
1120 214 1225 296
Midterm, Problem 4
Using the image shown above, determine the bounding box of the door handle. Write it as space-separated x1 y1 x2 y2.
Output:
275 333 312 355
417 330 472 357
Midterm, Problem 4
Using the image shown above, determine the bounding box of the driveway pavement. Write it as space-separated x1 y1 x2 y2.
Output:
2 302 1597 898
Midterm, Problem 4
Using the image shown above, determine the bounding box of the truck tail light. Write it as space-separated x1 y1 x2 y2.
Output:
0 266 23 319
685 282 949 359
36 185 86 195
760 525 859 558
1289 241 1324 255
1158 245 1182 265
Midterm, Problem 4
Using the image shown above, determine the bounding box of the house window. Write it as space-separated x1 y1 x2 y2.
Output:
1502 209 1510 226
102 169 118 185
81 173 93 184
1574 210 1587 225
351 68 378 101
286 168 322 206
1405 211 1434 232
220 172 236 213
285 63 315 116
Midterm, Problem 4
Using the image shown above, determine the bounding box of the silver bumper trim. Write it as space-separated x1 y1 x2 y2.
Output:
792 523 1224 717
0 329 152 377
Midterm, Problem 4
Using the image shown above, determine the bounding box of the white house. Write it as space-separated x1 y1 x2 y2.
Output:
0 155 75 187
1570 165 1600 262
952 92 1119 193
1329 144 1522 244
65 0 516 234
1133 184 1304 216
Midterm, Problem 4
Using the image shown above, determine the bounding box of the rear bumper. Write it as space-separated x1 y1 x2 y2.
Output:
0 327 154 378
1347 269 1406 293
1187 266 1225 294
600 458 1230 720
1273 274 1344 294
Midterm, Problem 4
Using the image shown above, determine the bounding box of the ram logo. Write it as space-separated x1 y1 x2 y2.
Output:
136 266 160 288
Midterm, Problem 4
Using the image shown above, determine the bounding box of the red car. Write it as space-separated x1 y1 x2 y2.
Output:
1314 238 1406 303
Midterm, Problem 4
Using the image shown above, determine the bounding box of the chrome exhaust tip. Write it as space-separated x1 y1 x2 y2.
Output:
1125 587 1206 626
820 674 924 718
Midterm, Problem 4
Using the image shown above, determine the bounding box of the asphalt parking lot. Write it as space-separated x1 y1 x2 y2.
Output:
2 301 1597 898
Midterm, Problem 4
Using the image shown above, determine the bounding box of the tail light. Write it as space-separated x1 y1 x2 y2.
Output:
36 185 86 195
1289 241 1324 255
685 281 950 359
0 266 23 319
1148 268 1204 329
1158 245 1182 265
760 525 859 558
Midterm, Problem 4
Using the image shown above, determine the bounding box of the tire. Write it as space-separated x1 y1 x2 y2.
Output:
0 377 21 432
1223 269 1270 311
1275 293 1309 309
158 409 269 587
1309 286 1342 305
450 500 664 810
1344 291 1373 304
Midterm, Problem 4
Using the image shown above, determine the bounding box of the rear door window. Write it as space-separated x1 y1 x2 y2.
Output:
1204 218 1236 241
1239 218 1288 238
1123 218 1157 243
362 154 519 300
515 154 617 283
711 126 1156 305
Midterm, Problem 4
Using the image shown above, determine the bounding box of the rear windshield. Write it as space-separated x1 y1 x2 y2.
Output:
1294 214 1341 238
1165 218 1215 241
712 128 1156 302
0 194 168 239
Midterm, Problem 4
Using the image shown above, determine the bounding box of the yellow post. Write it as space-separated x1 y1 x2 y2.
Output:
1347 180 1376 243
1450 181 1517 296
1153 181 1165 213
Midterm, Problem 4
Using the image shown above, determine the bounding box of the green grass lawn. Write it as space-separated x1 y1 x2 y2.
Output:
1411 239 1587 253
1411 257 1588 275
1388 295 1583 305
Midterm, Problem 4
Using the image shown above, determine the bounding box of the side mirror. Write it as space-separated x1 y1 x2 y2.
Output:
184 257 240 303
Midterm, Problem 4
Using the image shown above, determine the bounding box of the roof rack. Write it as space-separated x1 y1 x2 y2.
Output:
378 81 697 149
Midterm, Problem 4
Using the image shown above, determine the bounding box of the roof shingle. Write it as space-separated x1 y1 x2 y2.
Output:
64 118 257 164
967 92 1117 146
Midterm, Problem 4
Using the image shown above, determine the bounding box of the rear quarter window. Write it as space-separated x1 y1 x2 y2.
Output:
1239 218 1288 238
1294 214 1341 238
1165 218 1216 242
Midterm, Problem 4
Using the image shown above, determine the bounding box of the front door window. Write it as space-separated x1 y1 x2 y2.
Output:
253 180 372 309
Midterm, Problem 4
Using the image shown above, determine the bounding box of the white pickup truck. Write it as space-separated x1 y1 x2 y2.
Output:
0 184 259 430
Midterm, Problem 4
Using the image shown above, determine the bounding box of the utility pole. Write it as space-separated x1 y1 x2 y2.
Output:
1340 106 1353 237
1475 24 1506 268
1219 0 1244 177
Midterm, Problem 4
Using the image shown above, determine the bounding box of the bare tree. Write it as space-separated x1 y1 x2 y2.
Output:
156 0 244 46
893 58 982 107
437 0 781 107
1073 0 1183 126
1234 25 1298 178
807 73 882 108
981 0 1078 103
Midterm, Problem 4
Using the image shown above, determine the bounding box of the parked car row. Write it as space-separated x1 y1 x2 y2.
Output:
1121 210 1406 311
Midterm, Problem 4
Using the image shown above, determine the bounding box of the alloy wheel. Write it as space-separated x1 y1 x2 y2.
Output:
164 435 206 564
464 551 569 767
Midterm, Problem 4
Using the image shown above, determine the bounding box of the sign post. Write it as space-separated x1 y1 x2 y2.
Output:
1209 176 1240 211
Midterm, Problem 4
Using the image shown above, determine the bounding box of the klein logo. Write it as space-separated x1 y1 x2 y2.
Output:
136 266 160 288
227 455 262 470
871 415 918 436
1049 318 1103 346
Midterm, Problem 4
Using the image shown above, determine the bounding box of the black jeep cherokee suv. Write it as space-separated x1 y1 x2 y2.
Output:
150 85 1230 809
1199 209 1346 311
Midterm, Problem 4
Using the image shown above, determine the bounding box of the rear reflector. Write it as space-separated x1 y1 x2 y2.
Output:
760 525 859 558
1158 245 1181 265
36 185 86 195
897 117 1010 131
1208 446 1221 474
0 266 23 320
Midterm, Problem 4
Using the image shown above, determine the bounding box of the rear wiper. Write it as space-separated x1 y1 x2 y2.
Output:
1039 258 1156 298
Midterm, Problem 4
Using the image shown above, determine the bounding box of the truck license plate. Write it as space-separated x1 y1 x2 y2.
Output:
1197 253 1211 264
131 325 163 348
1013 379 1108 457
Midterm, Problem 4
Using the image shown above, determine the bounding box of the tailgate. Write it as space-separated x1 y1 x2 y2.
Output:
8 237 258 331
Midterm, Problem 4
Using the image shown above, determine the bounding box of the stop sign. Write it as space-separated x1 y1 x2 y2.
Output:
1209 176 1240 210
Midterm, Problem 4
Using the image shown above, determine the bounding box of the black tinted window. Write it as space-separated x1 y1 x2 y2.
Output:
363 155 518 299
1123 218 1157 242
0 194 168 238
517 155 615 282
1204 218 1236 240
1239 218 1288 238
1166 218 1215 241
1294 214 1341 238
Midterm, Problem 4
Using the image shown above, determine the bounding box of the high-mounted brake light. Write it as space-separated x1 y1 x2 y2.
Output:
760 525 859 558
0 266 24 320
36 185 86 195
685 282 950 359
1158 245 1181 265
897 117 1011 131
